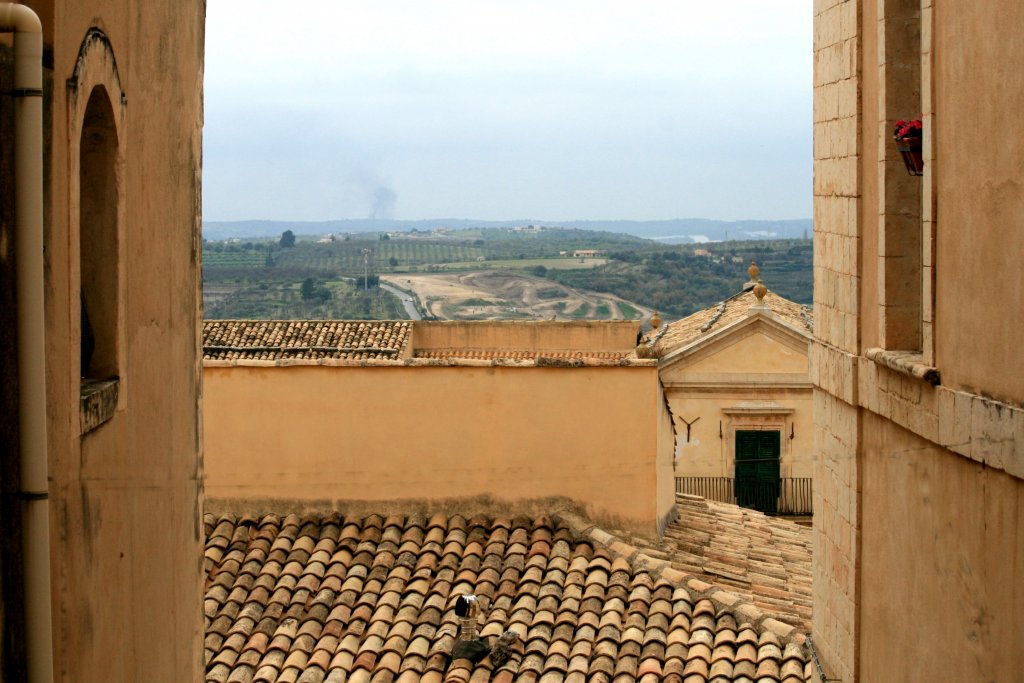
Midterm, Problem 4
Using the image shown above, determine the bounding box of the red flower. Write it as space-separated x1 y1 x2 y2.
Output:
893 118 923 139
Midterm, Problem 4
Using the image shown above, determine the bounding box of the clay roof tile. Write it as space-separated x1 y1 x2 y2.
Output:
205 511 809 683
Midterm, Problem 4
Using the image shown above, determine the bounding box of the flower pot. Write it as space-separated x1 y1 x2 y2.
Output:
895 137 924 176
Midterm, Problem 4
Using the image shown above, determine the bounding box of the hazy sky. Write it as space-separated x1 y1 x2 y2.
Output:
203 1 812 222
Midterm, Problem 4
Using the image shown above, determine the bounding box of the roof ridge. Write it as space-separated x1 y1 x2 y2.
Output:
203 319 411 323
553 509 809 648
201 319 412 361
652 288 813 354
203 344 401 353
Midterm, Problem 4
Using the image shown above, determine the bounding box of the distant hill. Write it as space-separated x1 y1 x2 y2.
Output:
202 224 812 321
548 239 813 317
202 218 812 244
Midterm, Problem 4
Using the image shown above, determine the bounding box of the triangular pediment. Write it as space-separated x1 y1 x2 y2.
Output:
658 312 810 384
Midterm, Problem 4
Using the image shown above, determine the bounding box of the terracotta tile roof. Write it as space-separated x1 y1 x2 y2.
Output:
202 320 412 361
414 350 630 362
593 495 813 631
203 510 811 683
650 290 812 356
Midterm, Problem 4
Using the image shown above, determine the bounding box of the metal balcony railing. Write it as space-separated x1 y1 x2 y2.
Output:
675 476 813 515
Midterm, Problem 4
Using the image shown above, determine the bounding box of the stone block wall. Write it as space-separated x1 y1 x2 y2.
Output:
810 1 1024 681
811 1 862 680
809 344 860 683
813 0 860 356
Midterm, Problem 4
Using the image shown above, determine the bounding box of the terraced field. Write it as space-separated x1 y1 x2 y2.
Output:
382 271 652 322
272 241 488 272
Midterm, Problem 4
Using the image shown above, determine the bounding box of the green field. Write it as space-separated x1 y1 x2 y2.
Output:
203 250 267 268
617 301 640 320
569 302 591 319
272 241 487 272
205 279 406 320
549 240 813 317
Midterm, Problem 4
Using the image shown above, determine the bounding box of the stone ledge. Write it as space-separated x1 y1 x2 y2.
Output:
854 356 1023 481
80 378 118 434
937 386 1024 480
864 347 940 385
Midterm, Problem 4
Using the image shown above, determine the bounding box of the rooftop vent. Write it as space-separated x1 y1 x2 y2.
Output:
455 594 487 641
451 594 491 663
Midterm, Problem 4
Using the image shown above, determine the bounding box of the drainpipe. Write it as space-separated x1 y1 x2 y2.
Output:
1 4 54 683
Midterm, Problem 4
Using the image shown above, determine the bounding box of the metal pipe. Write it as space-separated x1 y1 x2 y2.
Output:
1 4 54 682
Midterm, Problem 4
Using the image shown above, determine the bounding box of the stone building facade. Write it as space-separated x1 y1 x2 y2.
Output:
652 289 815 516
812 1 1023 680
1 1 205 680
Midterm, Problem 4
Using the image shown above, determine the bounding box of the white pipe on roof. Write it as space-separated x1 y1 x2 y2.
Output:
1 3 54 682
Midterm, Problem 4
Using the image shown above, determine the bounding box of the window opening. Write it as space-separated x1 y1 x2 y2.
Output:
79 85 119 380
878 0 923 351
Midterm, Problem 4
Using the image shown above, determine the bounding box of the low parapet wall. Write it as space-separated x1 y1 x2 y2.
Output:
203 358 672 533
411 320 640 354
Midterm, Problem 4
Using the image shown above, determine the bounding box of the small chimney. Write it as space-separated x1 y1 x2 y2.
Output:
455 595 480 640
450 594 492 664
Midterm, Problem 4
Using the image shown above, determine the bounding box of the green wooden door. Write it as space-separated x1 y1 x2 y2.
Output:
734 430 781 514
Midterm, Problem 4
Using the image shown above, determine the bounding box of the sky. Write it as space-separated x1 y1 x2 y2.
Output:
203 1 812 223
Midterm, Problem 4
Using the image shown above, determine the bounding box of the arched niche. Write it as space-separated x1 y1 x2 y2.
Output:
67 29 126 432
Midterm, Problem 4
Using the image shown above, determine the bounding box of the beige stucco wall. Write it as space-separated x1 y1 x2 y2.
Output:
655 389 676 530
668 390 813 478
412 320 640 353
204 363 672 533
933 2 1024 404
859 414 1023 681
0 2 204 680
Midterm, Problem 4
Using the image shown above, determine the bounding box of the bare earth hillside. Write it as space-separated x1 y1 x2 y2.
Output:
382 271 652 322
